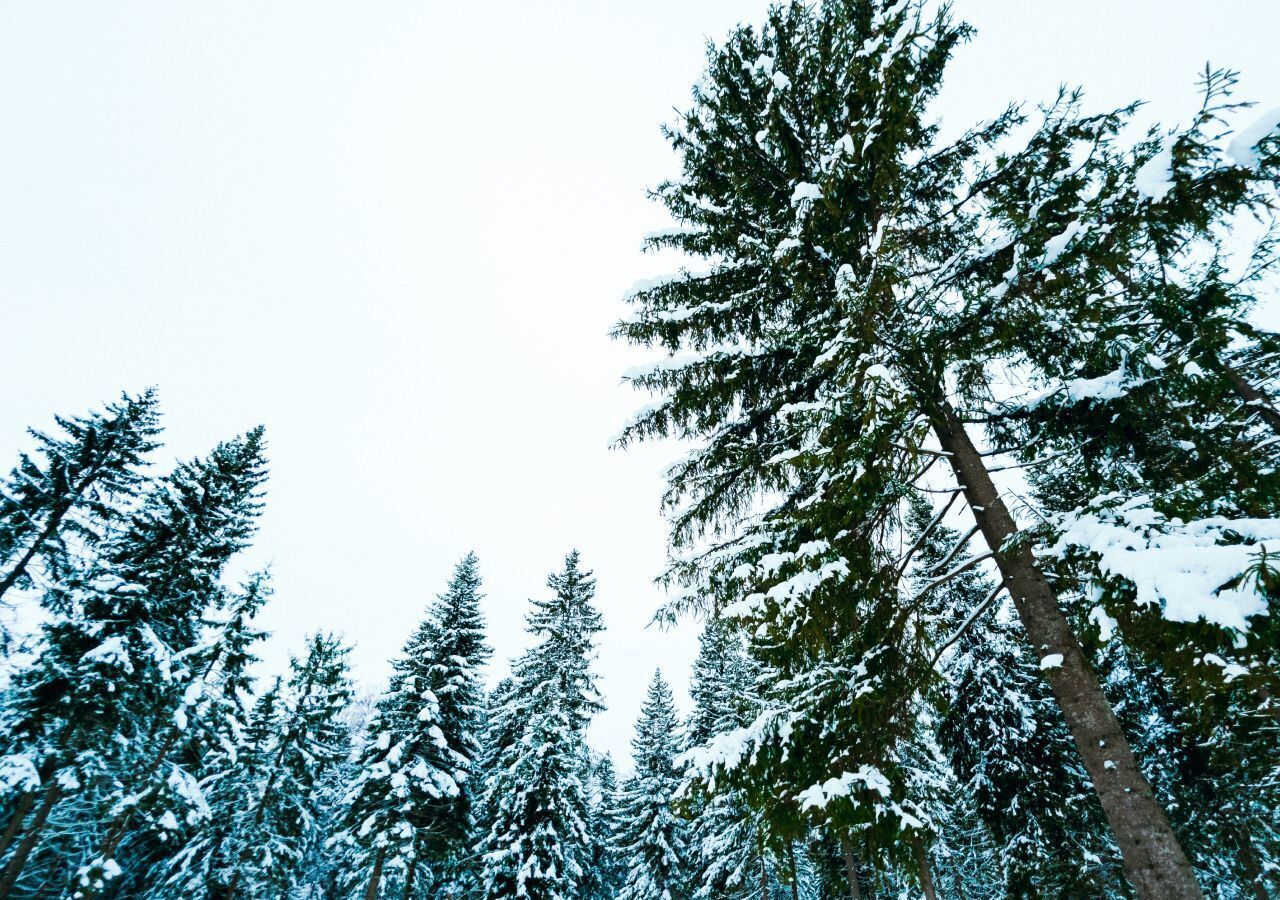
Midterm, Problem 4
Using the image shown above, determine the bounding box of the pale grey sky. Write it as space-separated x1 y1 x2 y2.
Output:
1 1 1275 764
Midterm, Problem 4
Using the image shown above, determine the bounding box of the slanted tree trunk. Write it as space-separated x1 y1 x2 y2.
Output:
0 792 36 865
911 835 938 900
0 780 63 899
1219 359 1280 437
839 836 862 900
0 447 116 605
364 847 387 900
929 398 1204 900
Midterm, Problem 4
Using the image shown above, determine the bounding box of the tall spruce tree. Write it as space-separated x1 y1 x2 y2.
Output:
329 665 457 898
682 622 772 900
158 632 353 899
0 428 268 899
419 551 491 896
611 2 1208 895
474 550 604 900
0 390 161 609
615 670 689 900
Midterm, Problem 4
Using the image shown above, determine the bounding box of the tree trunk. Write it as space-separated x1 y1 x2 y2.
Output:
402 857 417 900
0 448 114 605
1233 828 1270 900
757 833 771 900
0 510 65 603
364 847 386 900
929 400 1204 900
788 842 800 900
839 836 862 900
0 780 62 899
0 792 36 865
911 834 938 900
1219 359 1280 437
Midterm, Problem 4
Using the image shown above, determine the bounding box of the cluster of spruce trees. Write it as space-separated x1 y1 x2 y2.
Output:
0 392 872 900
611 2 1280 900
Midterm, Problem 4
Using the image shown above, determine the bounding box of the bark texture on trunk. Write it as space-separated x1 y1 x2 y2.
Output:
840 836 862 900
0 781 62 899
364 847 386 900
911 835 938 900
930 400 1204 900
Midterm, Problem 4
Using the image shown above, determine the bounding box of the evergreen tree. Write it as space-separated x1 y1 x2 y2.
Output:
582 753 626 900
474 550 604 900
159 632 353 899
419 551 491 896
0 390 161 608
0 428 268 898
614 671 689 900
611 2 1208 895
331 556 491 899
682 622 772 900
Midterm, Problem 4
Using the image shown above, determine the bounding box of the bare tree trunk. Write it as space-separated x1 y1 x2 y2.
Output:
0 513 64 603
1219 360 1280 436
839 836 862 900
364 847 387 900
788 842 800 900
930 400 1203 900
402 857 417 900
0 451 115 605
911 834 938 900
0 780 62 899
0 792 36 864
758 833 771 900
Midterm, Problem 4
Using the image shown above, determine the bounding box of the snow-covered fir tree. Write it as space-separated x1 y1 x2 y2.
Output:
614 670 689 900
0 427 268 898
0 390 160 611
330 554 491 899
608 1 1257 895
418 551 491 897
583 752 627 900
681 622 775 900
158 631 352 898
474 550 604 900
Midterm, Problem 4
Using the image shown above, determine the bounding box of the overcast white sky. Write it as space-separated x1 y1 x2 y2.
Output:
1 1 1276 765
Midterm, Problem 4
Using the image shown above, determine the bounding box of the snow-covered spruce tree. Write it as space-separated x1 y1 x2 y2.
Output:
474 550 604 900
158 632 353 899
681 621 774 900
331 555 490 899
614 670 690 900
418 551 491 896
104 572 272 899
0 389 160 610
0 428 268 899
956 77 1280 893
582 753 626 900
611 2 1202 896
0 392 161 868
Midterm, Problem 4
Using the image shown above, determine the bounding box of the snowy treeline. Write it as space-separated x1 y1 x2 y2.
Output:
0 395 822 899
